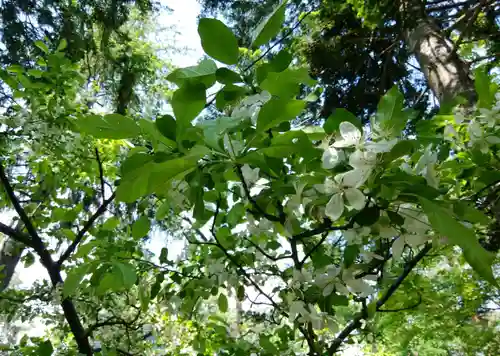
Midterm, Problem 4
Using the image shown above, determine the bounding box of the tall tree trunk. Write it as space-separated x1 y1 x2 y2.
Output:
400 0 477 105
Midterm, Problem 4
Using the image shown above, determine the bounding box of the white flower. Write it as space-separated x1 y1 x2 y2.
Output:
349 150 377 170
344 225 371 245
468 121 500 153
241 164 260 185
289 300 308 322
392 234 429 261
322 174 366 221
333 121 363 148
364 138 398 153
342 270 374 297
415 145 439 188
361 251 384 263
232 91 271 124
478 108 499 128
322 146 340 169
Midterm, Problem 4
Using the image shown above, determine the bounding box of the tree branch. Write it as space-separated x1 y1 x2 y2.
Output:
57 192 116 266
0 162 45 254
95 147 106 201
0 221 34 248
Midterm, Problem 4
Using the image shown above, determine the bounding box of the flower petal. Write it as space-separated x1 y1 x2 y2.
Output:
325 193 344 221
349 150 377 169
365 139 398 153
323 283 334 297
344 188 365 210
322 147 340 169
339 121 361 143
337 169 371 188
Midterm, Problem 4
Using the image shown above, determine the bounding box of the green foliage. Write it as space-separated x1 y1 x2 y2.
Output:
198 19 239 65
252 0 288 48
1 3 500 356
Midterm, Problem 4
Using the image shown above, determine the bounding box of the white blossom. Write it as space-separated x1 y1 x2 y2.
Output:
333 121 363 148
321 174 366 221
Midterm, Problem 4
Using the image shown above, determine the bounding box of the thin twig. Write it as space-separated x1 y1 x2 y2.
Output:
57 192 116 266
243 9 315 72
300 234 341 267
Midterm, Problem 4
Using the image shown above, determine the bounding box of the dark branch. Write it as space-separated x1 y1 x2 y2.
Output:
95 147 106 201
0 162 45 254
300 233 341 267
57 192 116 266
0 221 35 248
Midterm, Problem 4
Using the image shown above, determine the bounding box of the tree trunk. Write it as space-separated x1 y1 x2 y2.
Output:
0 226 25 292
400 0 477 105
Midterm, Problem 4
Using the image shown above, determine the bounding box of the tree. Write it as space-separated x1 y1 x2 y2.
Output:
0 3 499 356
199 0 500 120
0 1 172 293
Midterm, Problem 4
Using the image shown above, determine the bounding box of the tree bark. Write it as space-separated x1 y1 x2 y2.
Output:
400 0 477 105
0 237 24 292
0 221 25 293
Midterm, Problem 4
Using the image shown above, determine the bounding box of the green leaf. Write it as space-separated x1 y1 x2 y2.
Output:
102 217 120 230
172 83 206 131
256 98 305 132
198 19 239 65
132 215 151 239
268 50 292 72
215 84 246 111
252 0 288 48
259 335 279 354
420 198 496 285
6 65 24 74
387 211 405 226
150 274 164 299
324 109 361 133
383 140 415 163
453 202 490 225
474 67 497 108
216 68 243 84
261 67 315 99
37 340 53 356
57 39 68 51
76 113 141 139
197 115 246 150
115 262 137 288
218 293 228 312
373 86 406 137
353 207 380 226
344 244 359 268
63 265 89 297
156 115 177 141
159 247 168 264
156 201 170 220
167 59 217 88
23 252 35 268
34 40 49 54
